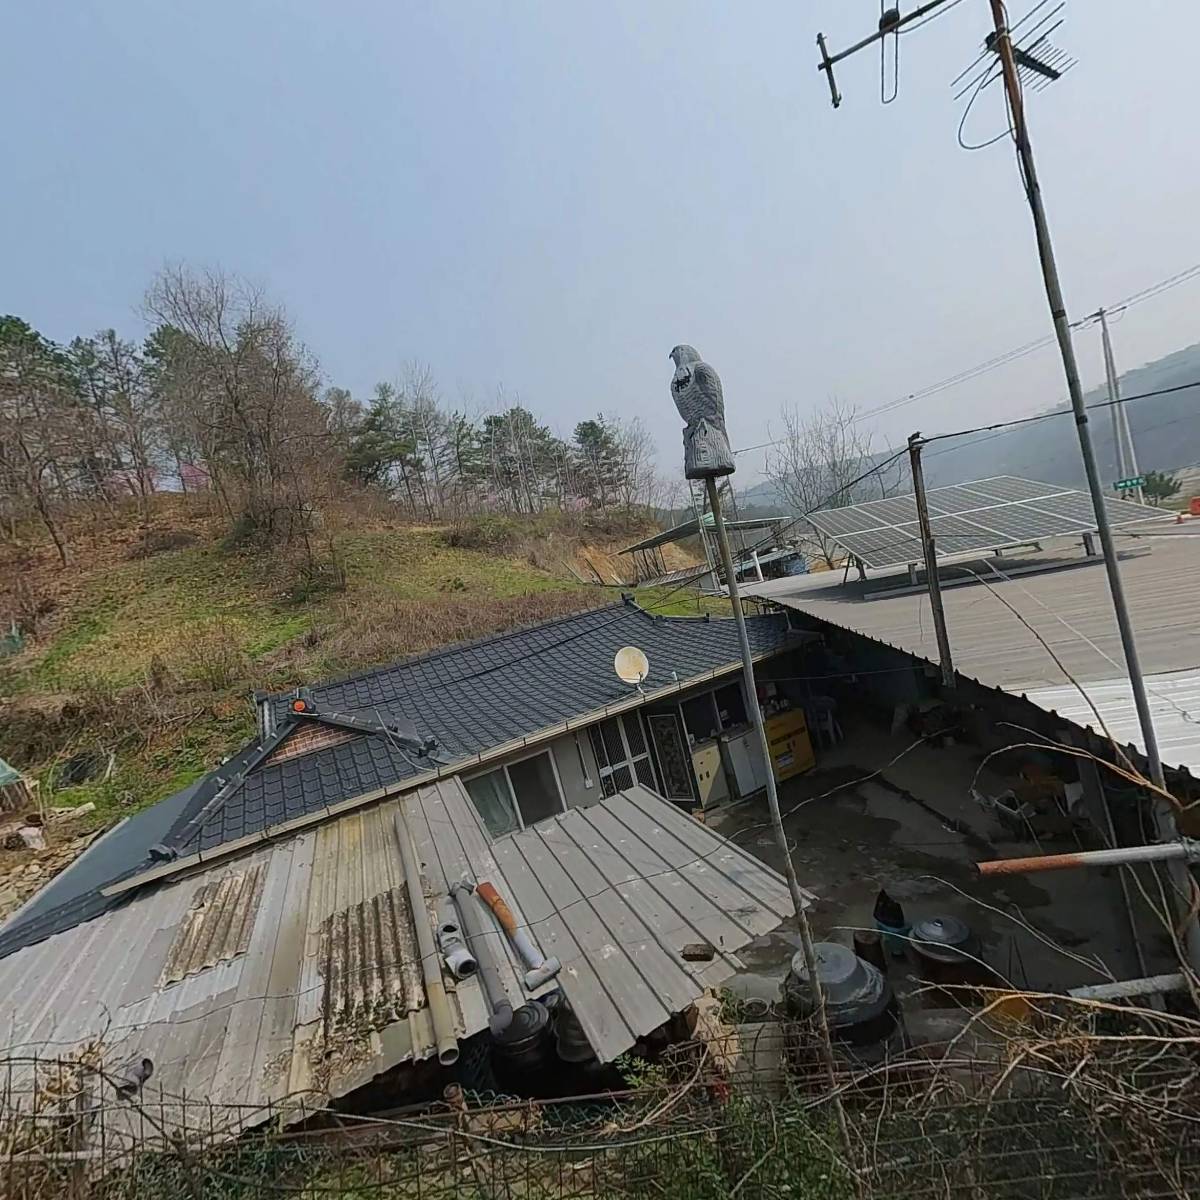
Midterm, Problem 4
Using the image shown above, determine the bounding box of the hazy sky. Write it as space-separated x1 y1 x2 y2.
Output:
4 2 1198 484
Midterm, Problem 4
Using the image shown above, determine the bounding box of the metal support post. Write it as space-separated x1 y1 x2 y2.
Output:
1098 307 1144 504
907 433 956 690
988 0 1200 976
704 477 847 1110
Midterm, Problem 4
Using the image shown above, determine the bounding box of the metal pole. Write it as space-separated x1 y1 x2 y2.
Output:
1097 309 1130 490
704 477 848 1109
690 481 719 592
1068 973 1188 1002
908 433 956 690
988 0 1200 975
1099 308 1144 504
978 839 1198 877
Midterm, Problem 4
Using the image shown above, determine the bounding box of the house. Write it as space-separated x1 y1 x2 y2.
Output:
0 600 817 1140
1 597 812 958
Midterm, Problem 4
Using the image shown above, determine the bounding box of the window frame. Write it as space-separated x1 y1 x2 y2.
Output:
464 747 567 834
588 712 659 798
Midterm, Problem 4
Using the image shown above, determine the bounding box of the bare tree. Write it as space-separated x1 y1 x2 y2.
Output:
765 398 906 567
0 316 82 564
143 265 334 547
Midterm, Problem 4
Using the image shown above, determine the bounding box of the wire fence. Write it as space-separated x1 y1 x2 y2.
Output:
1 1004 1198 1200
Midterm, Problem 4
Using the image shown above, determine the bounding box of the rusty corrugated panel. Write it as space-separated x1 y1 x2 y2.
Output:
159 861 267 985
318 887 422 1038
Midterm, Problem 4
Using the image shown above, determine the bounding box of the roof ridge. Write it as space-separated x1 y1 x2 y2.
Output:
267 597 650 703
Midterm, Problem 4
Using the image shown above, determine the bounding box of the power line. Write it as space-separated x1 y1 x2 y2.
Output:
733 260 1200 458
920 377 1200 446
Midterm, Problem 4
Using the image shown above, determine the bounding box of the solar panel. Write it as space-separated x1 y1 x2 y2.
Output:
806 475 1167 569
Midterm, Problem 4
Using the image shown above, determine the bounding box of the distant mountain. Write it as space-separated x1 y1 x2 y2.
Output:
737 342 1200 509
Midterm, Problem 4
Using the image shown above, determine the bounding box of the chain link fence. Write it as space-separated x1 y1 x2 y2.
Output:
1 1004 1198 1199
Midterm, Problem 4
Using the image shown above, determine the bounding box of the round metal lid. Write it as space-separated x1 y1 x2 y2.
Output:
789 943 891 1024
911 916 976 963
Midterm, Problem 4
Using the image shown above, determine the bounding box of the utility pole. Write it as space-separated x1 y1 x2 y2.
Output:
1097 307 1144 504
986 0 1200 974
812 0 1200 979
907 433 956 690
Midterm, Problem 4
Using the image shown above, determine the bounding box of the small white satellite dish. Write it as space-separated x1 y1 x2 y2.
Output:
614 646 650 686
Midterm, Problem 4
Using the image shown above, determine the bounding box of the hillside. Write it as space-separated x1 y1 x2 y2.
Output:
738 341 1200 508
0 498 703 918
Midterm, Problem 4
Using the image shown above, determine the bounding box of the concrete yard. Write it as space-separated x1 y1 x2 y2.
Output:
714 716 1173 1014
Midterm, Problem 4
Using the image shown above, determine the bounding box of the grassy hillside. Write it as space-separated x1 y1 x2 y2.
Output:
1 498 711 844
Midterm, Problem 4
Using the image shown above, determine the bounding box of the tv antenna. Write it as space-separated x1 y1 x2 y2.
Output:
809 0 1200 975
613 646 650 690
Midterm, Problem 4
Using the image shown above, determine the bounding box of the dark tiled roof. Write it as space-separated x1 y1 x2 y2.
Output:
0 601 792 958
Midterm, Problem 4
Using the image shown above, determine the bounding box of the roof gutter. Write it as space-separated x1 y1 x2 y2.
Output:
102 647 786 897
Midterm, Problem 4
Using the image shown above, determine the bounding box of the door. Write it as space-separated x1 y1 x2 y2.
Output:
646 712 695 801
588 713 658 797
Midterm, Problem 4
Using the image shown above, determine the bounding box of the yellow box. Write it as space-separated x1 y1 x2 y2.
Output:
764 709 815 780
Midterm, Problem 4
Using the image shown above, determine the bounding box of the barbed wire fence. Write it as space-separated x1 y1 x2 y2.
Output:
1 992 1198 1200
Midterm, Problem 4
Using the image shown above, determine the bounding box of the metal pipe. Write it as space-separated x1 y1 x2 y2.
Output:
435 899 478 980
978 840 1197 877
394 810 460 1066
475 880 561 989
1068 973 1188 1002
450 882 513 1035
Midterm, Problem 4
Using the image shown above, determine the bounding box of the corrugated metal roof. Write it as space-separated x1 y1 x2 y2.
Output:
1024 669 1200 775
0 780 796 1141
746 536 1200 771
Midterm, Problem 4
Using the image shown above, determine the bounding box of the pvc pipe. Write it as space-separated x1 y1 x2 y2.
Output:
1068 974 1189 1002
977 841 1196 877
436 899 478 980
394 811 459 1066
476 880 544 971
450 882 513 1035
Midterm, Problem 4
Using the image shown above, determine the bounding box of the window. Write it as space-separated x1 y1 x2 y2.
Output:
588 714 658 798
465 751 565 837
714 682 747 730
681 693 720 742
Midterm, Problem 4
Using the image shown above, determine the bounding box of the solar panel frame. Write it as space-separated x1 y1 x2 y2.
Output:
805 475 1167 569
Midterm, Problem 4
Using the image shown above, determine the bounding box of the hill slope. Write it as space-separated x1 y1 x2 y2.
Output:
0 498 707 915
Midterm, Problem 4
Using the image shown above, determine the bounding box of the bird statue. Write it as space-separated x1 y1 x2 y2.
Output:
669 345 735 480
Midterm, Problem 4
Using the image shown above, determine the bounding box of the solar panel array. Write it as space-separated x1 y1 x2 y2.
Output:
807 476 1163 569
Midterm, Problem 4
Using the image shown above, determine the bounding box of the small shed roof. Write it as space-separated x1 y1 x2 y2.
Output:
621 516 783 554
0 779 797 1143
745 534 1200 772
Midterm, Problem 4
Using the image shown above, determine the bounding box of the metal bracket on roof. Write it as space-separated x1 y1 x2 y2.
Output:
288 697 448 762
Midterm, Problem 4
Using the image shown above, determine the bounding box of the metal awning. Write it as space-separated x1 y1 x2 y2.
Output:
622 516 783 554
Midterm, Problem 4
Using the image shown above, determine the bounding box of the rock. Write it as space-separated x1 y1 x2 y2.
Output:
17 826 45 851
49 802 95 822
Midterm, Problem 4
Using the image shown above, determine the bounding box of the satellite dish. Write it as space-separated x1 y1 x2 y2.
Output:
614 646 650 686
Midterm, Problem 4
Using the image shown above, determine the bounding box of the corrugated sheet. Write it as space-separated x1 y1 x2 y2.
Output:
1024 669 1200 775
0 779 796 1141
160 861 266 985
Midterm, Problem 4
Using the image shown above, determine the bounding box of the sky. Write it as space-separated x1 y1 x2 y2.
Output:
3 1 1198 486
